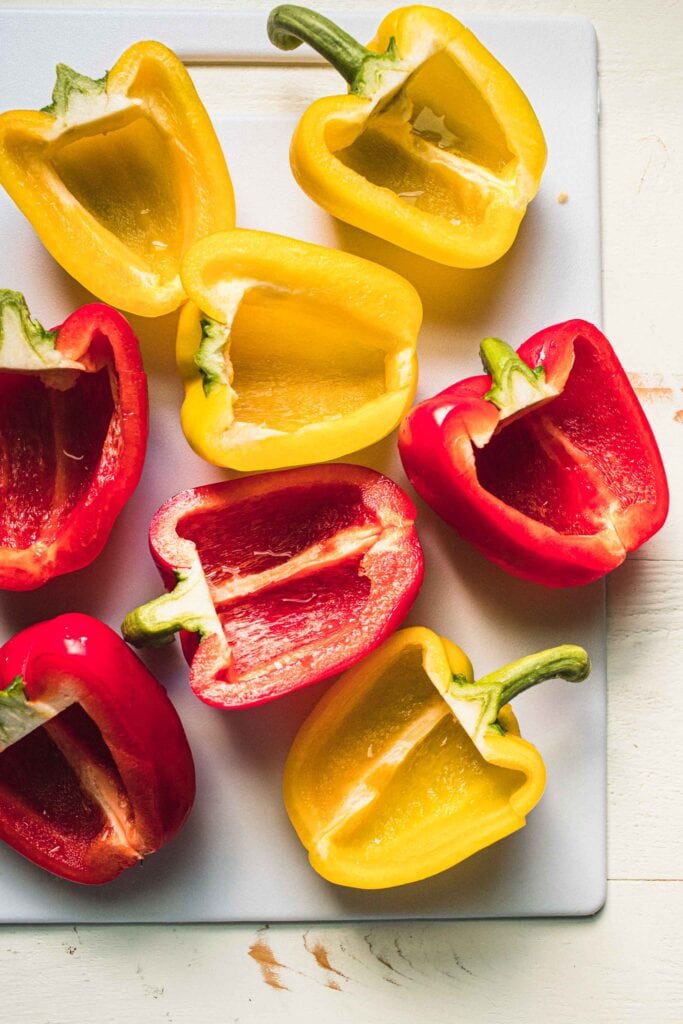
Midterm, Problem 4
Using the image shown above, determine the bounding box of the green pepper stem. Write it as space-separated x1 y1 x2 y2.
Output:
480 336 554 417
267 4 399 96
478 645 590 708
0 676 73 752
122 562 221 649
41 63 108 118
448 645 590 741
0 290 86 375
0 290 56 356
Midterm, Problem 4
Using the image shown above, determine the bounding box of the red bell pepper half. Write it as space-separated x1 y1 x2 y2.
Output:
0 290 147 590
122 464 424 709
0 614 195 884
398 320 669 587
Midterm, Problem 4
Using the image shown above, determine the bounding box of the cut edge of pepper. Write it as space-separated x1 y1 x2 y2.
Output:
0 290 86 377
0 675 74 752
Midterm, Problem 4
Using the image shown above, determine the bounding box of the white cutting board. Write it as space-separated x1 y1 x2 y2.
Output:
0 9 604 921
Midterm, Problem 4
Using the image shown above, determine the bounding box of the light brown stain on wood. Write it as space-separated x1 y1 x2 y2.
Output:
627 373 683 423
303 933 348 989
635 386 674 402
248 936 289 991
310 941 346 977
628 372 682 405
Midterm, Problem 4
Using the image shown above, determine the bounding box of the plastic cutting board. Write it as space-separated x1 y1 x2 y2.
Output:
0 9 605 921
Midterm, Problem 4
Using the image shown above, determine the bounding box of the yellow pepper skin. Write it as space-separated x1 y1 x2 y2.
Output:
177 229 421 471
284 627 590 889
0 42 235 317
268 5 547 269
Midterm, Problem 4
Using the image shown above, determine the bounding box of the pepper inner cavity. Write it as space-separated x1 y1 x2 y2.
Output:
0 703 137 862
336 51 515 223
304 645 521 853
0 367 114 549
178 482 377 589
474 337 654 539
51 113 185 276
214 290 388 433
177 482 381 676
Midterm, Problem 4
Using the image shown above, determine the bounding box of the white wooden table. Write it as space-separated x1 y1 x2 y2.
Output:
1 0 681 1020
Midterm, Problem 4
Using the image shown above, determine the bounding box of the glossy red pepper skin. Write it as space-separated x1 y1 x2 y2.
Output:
0 614 195 884
399 320 669 587
0 301 148 590
123 464 424 709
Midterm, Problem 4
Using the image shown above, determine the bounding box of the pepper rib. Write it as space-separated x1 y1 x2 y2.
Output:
311 700 449 859
524 413 630 547
209 522 383 606
43 719 143 859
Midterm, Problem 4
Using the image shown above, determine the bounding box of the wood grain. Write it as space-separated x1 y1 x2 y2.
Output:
607 560 683 880
1 883 681 1022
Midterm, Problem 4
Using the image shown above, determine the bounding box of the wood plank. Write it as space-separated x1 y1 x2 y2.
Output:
626 375 683 563
607 559 683 879
2 881 681 1023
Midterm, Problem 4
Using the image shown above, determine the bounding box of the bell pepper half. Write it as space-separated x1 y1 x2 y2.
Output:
177 229 421 471
0 291 147 591
0 41 235 316
0 614 195 884
268 5 546 268
122 465 424 709
284 626 590 889
398 320 669 587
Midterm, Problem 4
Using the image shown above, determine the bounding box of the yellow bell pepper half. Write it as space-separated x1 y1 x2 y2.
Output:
0 42 235 317
268 5 547 268
177 229 421 471
284 627 590 889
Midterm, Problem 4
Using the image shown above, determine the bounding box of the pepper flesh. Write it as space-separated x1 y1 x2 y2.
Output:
0 41 235 316
0 614 195 884
122 465 424 709
398 320 669 587
284 626 590 889
0 291 147 590
177 229 421 471
268 5 546 268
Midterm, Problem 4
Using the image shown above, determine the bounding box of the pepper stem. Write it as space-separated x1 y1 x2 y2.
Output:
447 645 590 743
41 63 108 118
122 562 222 649
267 4 400 96
0 676 73 753
0 290 56 364
0 290 85 374
480 337 556 420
